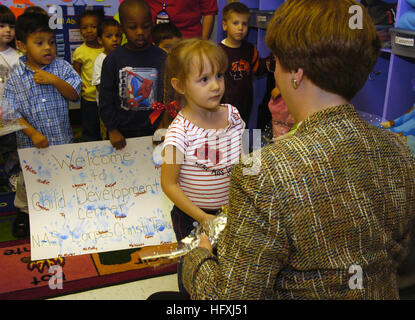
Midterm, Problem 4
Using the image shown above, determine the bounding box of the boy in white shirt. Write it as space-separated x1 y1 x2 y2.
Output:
91 19 122 139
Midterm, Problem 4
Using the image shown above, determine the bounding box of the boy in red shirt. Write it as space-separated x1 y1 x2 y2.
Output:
145 0 217 39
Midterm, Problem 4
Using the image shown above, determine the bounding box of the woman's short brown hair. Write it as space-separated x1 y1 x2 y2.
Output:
265 0 381 100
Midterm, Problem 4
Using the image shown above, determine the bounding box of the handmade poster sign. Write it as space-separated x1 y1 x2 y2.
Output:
18 136 175 261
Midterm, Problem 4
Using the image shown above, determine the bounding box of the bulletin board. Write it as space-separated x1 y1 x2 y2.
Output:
54 2 109 62
1 0 120 63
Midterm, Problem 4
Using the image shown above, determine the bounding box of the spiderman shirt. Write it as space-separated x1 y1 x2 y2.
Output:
99 45 167 137
119 67 157 111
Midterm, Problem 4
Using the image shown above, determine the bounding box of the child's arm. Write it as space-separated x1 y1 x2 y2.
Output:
72 48 86 93
256 57 267 76
99 54 125 149
201 14 215 40
153 111 171 145
108 129 126 150
19 118 49 148
161 145 216 228
72 61 82 76
91 56 102 94
33 70 79 101
252 47 268 77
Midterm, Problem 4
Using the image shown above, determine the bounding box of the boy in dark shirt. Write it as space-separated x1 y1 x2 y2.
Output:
99 0 166 150
219 2 265 125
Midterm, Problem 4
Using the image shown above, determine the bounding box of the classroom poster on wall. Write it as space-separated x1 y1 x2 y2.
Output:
1 0 116 63
7 0 35 18
18 137 176 261
54 3 108 63
2 0 117 19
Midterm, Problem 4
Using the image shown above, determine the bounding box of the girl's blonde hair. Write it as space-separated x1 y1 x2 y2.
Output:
163 39 228 103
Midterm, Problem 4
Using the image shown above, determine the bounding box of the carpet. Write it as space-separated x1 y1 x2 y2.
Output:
0 189 178 300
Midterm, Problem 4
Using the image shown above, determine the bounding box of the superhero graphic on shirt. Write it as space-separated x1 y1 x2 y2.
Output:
119 67 158 111
229 59 250 81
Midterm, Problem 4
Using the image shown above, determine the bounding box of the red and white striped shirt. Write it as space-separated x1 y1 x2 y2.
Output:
163 104 245 210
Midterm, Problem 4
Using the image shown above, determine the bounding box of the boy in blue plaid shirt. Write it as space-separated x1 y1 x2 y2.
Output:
2 12 82 238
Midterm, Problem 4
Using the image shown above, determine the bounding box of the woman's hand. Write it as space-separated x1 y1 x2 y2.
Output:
109 129 126 150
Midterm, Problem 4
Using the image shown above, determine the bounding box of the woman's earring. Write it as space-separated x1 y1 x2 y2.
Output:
291 79 298 89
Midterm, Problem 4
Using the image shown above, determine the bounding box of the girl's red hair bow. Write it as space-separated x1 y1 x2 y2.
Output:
149 100 181 124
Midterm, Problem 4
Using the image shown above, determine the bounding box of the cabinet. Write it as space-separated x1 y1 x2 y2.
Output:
217 0 415 126
355 0 415 121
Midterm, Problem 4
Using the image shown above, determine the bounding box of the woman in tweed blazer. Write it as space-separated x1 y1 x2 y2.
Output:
180 0 415 299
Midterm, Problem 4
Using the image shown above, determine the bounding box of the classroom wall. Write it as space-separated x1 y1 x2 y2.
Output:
3 0 118 17
3 0 120 110
4 0 219 110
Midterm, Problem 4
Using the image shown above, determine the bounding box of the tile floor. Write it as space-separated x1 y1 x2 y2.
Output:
48 273 179 300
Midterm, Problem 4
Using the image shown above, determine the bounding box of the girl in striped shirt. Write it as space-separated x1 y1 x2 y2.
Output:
161 39 245 294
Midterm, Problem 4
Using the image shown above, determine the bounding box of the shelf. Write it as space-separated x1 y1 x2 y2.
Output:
390 28 415 58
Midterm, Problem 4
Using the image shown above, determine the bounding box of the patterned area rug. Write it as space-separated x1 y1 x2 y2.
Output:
0 190 177 300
